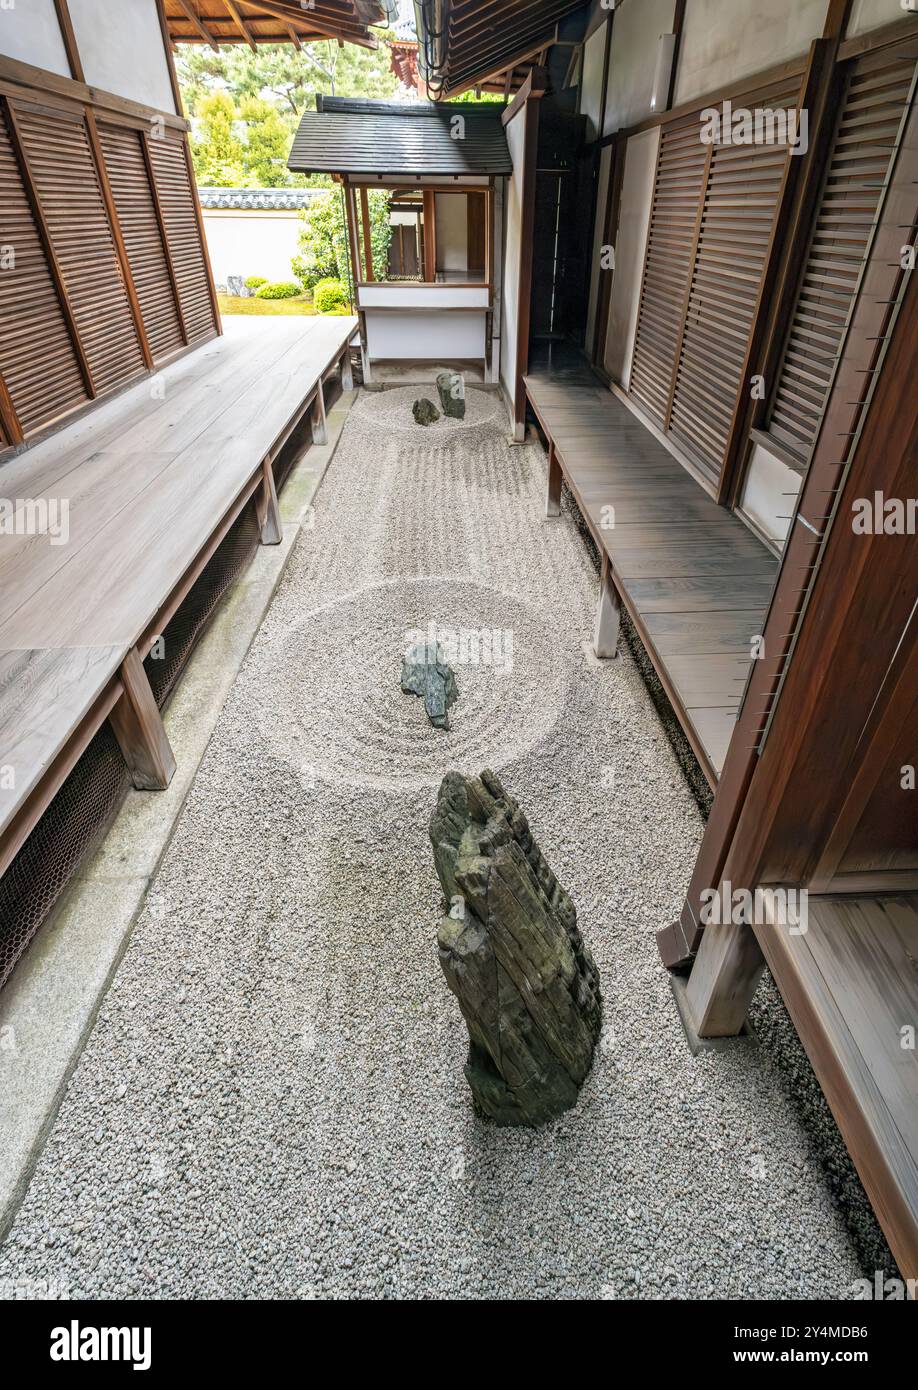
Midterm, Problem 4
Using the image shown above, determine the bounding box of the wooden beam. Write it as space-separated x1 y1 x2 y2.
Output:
359 185 375 281
84 110 153 370
155 0 186 115
286 22 302 49
241 0 378 48
0 52 190 128
422 188 437 281
109 647 176 791
3 97 95 399
343 183 362 309
0 370 23 448
666 0 686 111
224 0 258 50
511 75 546 437
53 0 84 83
173 0 220 50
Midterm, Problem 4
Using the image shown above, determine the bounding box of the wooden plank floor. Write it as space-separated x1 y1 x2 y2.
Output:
525 365 779 783
758 893 918 1281
0 314 356 848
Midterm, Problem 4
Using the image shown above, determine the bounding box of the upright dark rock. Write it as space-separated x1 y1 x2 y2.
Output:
401 640 458 729
431 770 602 1126
436 371 466 420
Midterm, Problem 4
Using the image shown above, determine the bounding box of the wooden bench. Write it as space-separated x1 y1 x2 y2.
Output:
525 369 779 785
0 314 357 881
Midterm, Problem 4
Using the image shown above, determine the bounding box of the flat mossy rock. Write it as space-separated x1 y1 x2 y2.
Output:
431 769 602 1127
412 398 440 426
436 371 466 420
401 640 458 729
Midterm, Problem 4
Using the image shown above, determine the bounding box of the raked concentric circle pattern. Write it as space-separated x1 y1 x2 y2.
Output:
254 575 569 791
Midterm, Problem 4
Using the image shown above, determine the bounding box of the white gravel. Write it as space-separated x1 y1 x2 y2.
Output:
0 388 872 1299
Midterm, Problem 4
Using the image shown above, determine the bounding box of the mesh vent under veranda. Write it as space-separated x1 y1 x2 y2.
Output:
0 502 261 991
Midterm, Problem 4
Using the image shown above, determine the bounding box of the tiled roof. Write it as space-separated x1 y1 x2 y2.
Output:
289 96 510 176
198 187 326 210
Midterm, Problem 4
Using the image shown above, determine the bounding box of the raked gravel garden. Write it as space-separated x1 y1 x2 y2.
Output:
0 384 887 1299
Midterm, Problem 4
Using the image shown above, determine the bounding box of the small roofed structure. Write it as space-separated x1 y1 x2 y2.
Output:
289 96 512 382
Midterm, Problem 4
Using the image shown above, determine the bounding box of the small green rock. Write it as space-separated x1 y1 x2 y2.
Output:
412 398 440 426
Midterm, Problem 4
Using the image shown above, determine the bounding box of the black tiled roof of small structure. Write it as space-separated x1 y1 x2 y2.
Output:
288 96 511 176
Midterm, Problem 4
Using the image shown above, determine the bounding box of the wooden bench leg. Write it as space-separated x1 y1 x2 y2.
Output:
340 345 354 391
311 378 328 445
593 553 621 659
546 441 562 518
256 455 282 546
109 647 176 791
684 918 766 1038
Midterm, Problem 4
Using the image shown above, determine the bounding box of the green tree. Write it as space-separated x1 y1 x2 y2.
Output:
191 89 246 186
292 189 393 301
238 96 293 187
179 39 407 188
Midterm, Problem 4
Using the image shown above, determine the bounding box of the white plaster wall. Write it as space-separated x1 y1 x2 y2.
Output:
0 0 70 76
604 0 678 135
673 0 825 107
69 0 176 113
847 0 907 35
581 22 608 141
500 114 526 408
202 211 303 288
605 127 659 387
739 442 803 550
365 310 486 361
585 143 612 353
435 193 468 274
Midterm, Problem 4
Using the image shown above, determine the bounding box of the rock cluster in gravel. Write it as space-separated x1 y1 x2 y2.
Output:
433 769 602 1126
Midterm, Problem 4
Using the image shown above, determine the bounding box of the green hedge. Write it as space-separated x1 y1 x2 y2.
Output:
313 279 348 314
245 275 268 290
255 280 303 300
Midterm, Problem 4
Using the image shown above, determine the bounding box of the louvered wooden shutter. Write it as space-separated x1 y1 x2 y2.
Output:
629 86 799 486
766 47 916 464
0 101 88 437
13 102 146 399
629 117 707 424
98 122 185 362
669 89 798 485
147 135 217 345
